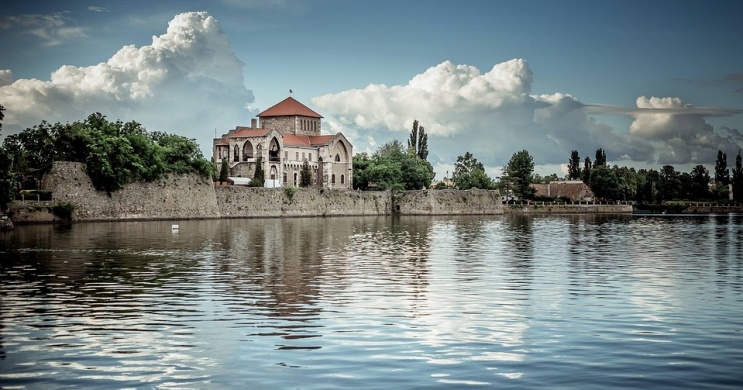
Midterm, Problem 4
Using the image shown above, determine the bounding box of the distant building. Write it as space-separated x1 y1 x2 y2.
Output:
531 180 593 201
213 97 353 189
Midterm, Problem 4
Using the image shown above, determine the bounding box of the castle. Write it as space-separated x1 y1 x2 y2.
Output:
213 97 353 189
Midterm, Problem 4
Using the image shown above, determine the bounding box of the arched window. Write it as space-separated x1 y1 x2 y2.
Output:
341 174 345 184
293 172 298 186
331 174 336 184
335 154 341 162
283 172 288 183
233 145 239 162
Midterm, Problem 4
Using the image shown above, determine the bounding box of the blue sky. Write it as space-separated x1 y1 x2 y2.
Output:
2 0 742 178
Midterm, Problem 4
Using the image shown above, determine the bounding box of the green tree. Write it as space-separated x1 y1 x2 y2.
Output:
614 165 637 201
581 156 592 183
594 148 607 167
452 152 493 190
504 150 535 199
568 150 581 180
732 151 743 201
715 150 730 186
658 165 681 202
407 120 429 161
690 164 711 200
0 147 13 211
589 165 621 200
300 159 313 187
352 140 432 190
218 158 229 183
251 156 265 187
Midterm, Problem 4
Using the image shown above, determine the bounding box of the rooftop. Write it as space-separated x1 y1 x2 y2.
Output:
257 96 322 118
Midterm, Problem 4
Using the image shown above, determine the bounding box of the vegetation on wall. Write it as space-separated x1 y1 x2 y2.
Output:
0 112 213 194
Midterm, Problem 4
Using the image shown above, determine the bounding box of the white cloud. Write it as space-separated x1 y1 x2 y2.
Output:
0 13 87 46
0 11 254 155
87 6 110 13
628 96 741 164
313 59 655 175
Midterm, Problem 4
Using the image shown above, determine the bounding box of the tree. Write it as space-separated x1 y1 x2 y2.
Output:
408 120 429 161
594 148 607 167
658 165 681 202
299 159 312 187
589 165 621 200
568 150 581 180
250 156 265 187
732 151 743 201
352 140 432 190
581 156 592 183
452 152 493 190
715 150 730 186
0 147 13 211
505 150 535 199
218 158 229 183
689 165 711 200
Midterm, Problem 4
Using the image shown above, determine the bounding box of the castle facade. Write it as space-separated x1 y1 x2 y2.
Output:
213 97 353 189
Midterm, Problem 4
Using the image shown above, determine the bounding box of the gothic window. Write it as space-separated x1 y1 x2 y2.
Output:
295 152 299 160
283 172 288 183
335 154 341 162
234 145 239 162
331 174 336 184
341 174 345 184
309 153 312 161
293 172 298 186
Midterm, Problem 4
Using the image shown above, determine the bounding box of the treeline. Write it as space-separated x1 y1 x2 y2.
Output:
353 120 435 190
0 108 213 210
567 148 743 202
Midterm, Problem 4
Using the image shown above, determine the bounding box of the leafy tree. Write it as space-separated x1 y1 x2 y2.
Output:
219 158 229 183
589 165 621 200
614 165 637 201
0 147 13 211
594 148 607 167
452 152 493 190
250 156 265 187
0 104 4 132
300 159 312 187
690 165 711 200
504 150 535 199
568 150 581 180
352 140 433 190
733 151 743 201
715 150 730 186
408 120 429 160
658 165 681 202
581 156 592 183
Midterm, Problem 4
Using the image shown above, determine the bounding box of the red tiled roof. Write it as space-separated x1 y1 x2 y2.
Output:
257 97 322 118
282 134 335 147
215 140 229 146
230 128 271 138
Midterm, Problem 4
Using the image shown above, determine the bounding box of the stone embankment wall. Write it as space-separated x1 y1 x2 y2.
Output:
506 203 633 214
217 187 391 217
10 162 634 224
394 189 504 215
41 162 220 221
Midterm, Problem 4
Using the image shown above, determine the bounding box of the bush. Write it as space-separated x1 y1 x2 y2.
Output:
284 186 297 202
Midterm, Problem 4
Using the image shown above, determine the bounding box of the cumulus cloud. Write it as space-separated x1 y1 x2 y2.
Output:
0 11 254 154
627 96 742 164
0 13 87 46
313 59 655 172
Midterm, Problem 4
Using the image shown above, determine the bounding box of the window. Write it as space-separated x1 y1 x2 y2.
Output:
234 145 239 162
302 152 306 160
293 172 298 186
295 152 299 161
309 153 312 161
284 151 288 160
283 172 287 183
341 174 345 184
331 174 336 184
335 154 341 162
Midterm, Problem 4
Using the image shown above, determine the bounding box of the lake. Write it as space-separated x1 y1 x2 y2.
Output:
1 214 742 389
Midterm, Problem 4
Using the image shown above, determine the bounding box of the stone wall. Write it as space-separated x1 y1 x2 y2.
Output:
41 162 221 221
217 187 391 218
394 189 504 215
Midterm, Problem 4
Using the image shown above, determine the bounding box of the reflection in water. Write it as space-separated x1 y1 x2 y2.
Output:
1 215 742 389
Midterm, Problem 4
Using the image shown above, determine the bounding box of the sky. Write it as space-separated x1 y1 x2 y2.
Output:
1 0 742 179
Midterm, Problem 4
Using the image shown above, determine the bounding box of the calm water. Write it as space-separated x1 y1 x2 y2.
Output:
1 214 742 389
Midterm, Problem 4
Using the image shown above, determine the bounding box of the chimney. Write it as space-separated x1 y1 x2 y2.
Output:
251 118 257 128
